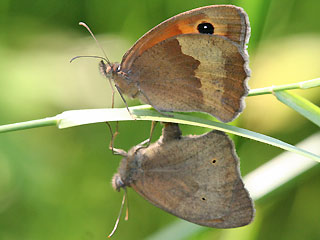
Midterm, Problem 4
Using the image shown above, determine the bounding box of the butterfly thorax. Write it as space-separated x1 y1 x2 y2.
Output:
99 60 140 98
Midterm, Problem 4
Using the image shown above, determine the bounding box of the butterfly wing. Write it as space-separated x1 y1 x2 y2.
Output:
121 5 250 70
130 131 254 228
126 33 249 122
116 5 250 122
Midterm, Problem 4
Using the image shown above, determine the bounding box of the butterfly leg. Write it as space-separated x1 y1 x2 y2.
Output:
134 121 158 153
108 78 115 109
114 85 136 120
99 61 116 109
147 121 157 146
105 121 128 157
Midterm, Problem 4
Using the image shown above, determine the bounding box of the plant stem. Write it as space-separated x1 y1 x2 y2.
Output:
0 117 58 133
248 78 320 96
0 78 319 133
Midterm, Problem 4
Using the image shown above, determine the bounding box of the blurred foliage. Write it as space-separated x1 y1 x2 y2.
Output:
0 0 320 239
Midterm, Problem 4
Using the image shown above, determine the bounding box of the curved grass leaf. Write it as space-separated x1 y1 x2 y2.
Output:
58 105 320 162
1 105 319 162
274 90 320 127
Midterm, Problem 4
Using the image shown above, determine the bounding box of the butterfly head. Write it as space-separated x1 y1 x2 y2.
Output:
112 173 126 192
111 147 142 192
99 60 120 80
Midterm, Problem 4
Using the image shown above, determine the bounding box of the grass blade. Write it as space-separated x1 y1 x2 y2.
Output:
248 78 320 96
1 105 319 162
56 106 320 162
0 117 57 133
274 90 320 127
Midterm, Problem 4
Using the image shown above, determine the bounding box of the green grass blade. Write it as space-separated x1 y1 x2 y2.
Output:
274 90 320 127
300 78 320 89
248 78 320 96
56 105 320 162
0 117 58 133
1 105 320 162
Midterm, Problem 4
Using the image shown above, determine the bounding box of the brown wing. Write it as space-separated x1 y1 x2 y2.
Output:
131 131 254 228
126 33 249 122
121 5 250 70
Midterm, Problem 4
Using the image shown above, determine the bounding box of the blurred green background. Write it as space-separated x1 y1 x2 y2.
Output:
1 0 320 239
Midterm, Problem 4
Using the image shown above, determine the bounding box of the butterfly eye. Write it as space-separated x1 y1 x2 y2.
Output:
197 22 214 34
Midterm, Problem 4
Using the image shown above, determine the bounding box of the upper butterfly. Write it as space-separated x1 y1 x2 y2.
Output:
100 5 250 122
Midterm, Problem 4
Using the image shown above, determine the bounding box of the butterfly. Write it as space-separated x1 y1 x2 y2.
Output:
100 5 250 122
112 123 254 230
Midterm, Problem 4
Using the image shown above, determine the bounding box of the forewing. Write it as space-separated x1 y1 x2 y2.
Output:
127 34 249 122
121 5 250 70
131 131 254 228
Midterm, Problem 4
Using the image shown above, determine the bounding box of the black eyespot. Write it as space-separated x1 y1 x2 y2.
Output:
211 158 217 164
197 22 214 34
202 197 206 201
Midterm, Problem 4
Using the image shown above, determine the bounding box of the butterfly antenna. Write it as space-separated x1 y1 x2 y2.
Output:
78 22 121 115
79 22 111 67
78 23 134 120
108 188 127 238
70 55 109 63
